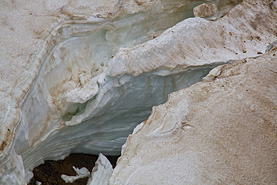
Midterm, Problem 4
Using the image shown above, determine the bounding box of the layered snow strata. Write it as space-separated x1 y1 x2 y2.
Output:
0 0 276 184
0 0 224 183
110 43 277 185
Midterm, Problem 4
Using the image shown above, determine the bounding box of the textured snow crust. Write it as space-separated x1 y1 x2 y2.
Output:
110 42 277 185
0 0 276 184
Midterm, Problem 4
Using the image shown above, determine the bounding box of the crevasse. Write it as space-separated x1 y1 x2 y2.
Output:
9 0 243 183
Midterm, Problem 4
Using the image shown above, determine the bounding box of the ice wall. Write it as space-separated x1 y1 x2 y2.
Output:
14 1 226 182
1 0 276 184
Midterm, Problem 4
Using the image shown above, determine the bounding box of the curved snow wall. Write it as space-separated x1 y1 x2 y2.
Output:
1 0 246 183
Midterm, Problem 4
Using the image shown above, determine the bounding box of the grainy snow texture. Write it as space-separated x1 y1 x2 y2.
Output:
110 44 277 185
0 0 276 184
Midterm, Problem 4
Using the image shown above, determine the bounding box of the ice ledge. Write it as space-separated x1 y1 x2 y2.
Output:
110 43 277 185
107 0 277 77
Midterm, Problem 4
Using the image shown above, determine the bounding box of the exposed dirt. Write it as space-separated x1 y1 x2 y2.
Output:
28 153 119 185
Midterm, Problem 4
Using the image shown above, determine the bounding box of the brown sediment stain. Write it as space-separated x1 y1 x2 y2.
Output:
0 127 13 152
181 122 194 131
216 61 245 79
144 115 151 124
0 141 7 152
135 0 144 6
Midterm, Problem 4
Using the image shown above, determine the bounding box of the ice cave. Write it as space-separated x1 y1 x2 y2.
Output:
0 0 276 184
